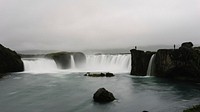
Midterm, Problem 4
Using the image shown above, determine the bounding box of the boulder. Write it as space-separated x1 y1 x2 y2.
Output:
84 72 115 77
105 72 114 77
181 42 193 49
130 49 155 76
45 52 71 69
93 88 115 103
0 44 24 74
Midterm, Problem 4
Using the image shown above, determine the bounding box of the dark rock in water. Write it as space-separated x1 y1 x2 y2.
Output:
84 72 115 77
0 44 24 74
130 49 155 76
93 88 115 103
45 52 71 69
73 52 86 68
85 72 106 77
106 72 114 77
154 42 200 82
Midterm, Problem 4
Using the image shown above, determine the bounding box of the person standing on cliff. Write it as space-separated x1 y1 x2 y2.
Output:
135 46 137 50
174 44 176 50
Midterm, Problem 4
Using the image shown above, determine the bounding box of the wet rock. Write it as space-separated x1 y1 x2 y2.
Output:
93 88 115 103
105 72 114 77
84 72 115 77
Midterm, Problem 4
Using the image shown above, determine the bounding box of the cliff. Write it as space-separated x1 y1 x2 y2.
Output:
130 49 154 76
130 42 200 82
154 42 200 82
0 44 24 76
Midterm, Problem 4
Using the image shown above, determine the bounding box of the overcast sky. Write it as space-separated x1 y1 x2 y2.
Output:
0 0 200 51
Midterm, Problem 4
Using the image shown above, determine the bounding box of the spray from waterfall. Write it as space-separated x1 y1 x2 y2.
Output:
85 54 131 72
147 54 156 76
22 54 131 73
22 58 58 73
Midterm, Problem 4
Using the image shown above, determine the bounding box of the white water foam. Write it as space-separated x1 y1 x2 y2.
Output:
146 54 156 76
22 58 58 73
22 54 131 73
83 54 131 73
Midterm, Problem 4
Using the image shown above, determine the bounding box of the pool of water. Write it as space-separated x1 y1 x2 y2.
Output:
0 72 199 112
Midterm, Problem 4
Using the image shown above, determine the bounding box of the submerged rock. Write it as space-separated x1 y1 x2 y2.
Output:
0 44 24 74
84 72 115 77
93 88 115 103
105 72 114 77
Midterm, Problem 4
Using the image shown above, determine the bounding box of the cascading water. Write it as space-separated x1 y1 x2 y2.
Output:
146 54 156 76
70 55 76 69
84 54 131 73
22 54 131 73
22 58 58 73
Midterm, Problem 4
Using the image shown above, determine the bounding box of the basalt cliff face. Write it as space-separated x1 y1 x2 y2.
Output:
0 44 24 76
130 42 200 82
154 42 200 82
130 49 154 76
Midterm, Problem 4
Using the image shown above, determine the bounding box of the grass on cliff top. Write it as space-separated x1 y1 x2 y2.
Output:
183 104 200 112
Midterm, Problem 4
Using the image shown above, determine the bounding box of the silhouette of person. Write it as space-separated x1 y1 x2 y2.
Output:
135 46 137 50
174 44 175 50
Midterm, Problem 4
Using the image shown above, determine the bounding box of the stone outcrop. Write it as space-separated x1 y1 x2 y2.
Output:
154 42 200 82
130 42 200 82
130 49 154 76
93 88 115 103
45 52 86 69
0 44 24 75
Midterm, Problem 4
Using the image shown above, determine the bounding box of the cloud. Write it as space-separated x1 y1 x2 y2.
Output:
0 0 200 50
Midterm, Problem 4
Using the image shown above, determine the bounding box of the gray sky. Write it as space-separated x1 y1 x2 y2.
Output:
0 0 200 51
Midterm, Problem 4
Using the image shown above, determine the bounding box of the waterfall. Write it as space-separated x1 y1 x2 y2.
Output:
22 54 131 73
70 55 76 68
146 54 156 76
22 58 58 73
85 54 131 73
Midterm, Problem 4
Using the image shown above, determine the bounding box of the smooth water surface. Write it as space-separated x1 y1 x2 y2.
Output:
0 72 200 112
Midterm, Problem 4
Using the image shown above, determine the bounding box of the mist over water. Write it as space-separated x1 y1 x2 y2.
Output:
22 54 131 73
23 58 58 73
